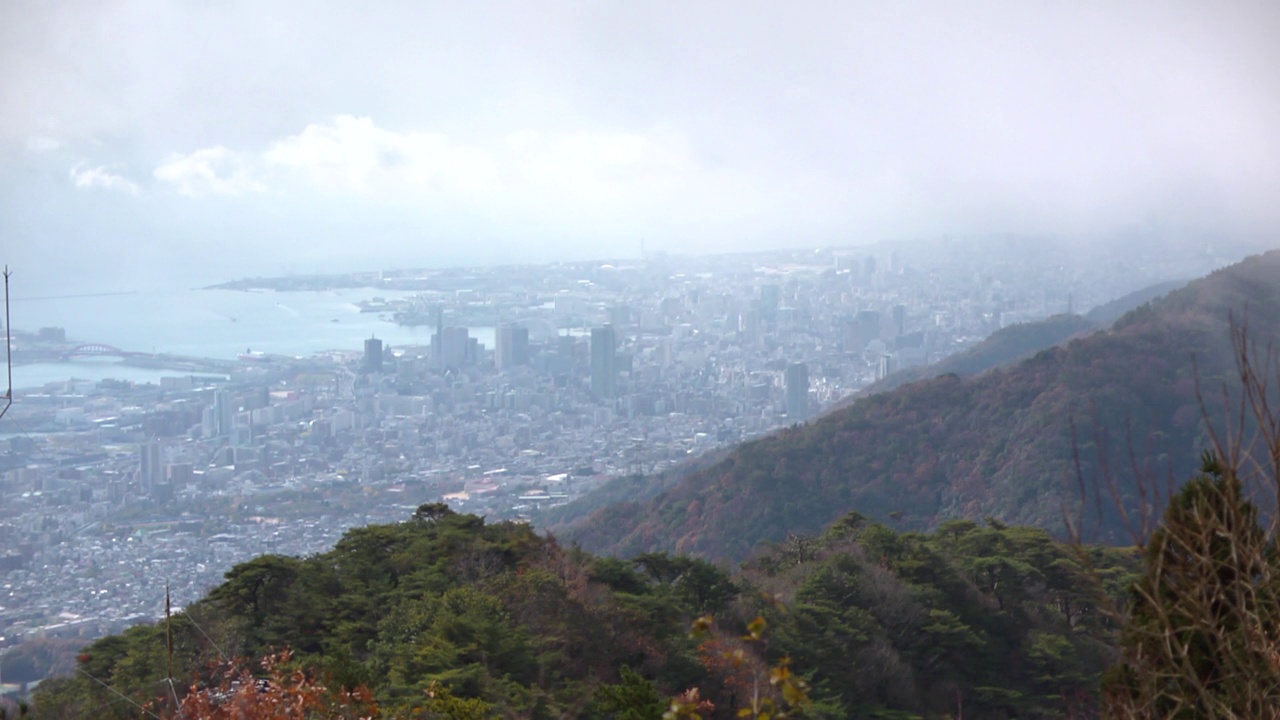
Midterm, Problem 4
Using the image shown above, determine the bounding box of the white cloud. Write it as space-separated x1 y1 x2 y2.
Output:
264 115 494 195
261 115 691 203
2 0 1277 270
28 135 63 152
69 162 139 194
153 146 266 196
505 128 691 199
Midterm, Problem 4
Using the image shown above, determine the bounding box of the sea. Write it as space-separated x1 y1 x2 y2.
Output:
9 287 497 391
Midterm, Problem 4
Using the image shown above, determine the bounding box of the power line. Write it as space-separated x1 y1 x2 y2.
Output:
166 585 177 716
69 678 170 720
75 667 163 720
0 413 37 443
181 609 231 664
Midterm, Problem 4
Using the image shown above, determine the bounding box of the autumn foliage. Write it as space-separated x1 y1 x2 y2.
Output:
167 650 377 720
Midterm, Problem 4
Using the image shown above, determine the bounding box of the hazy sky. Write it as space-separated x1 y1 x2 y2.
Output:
2 0 1278 294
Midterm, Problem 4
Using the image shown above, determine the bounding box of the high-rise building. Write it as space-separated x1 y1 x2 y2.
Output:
496 325 530 371
167 462 194 489
877 353 898 381
434 306 445 369
152 482 175 505
396 355 420 380
892 304 907 337
364 336 384 373
760 285 781 321
608 305 631 328
785 362 810 422
139 441 162 493
740 308 761 345
657 337 673 368
554 335 577 376
590 325 618 399
856 310 881 346
213 390 235 437
201 406 216 438
438 327 471 368
840 317 862 353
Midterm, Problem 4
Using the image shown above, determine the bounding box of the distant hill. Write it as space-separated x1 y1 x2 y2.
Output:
863 278 1190 398
559 251 1280 562
865 313 1099 395
1084 278 1188 326
566 285 1179 525
557 314 1098 528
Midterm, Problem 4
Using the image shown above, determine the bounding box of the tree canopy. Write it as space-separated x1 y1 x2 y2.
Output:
28 507 1133 719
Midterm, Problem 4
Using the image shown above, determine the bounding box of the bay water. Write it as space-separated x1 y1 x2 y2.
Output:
9 288 497 390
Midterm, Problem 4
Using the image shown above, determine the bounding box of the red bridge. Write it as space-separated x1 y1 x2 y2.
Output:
60 343 147 360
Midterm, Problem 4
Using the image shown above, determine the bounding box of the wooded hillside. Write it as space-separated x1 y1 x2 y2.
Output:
31 505 1132 719
558 251 1280 562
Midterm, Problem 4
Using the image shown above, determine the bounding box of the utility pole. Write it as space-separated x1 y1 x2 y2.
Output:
165 584 179 715
1 266 11 422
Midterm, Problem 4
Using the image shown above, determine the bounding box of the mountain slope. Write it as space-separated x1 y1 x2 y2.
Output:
561 312 1100 532
560 250 1280 561
533 447 732 530
1084 278 1187 326
865 313 1098 395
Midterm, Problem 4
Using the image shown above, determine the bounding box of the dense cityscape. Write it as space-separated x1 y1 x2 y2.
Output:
4 0 1276 711
0 237 1237 674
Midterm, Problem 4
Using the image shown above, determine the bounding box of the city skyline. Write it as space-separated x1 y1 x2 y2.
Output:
0 226 1271 712
4 0 1280 711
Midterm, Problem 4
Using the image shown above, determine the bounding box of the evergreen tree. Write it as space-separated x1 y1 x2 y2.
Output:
1103 452 1280 718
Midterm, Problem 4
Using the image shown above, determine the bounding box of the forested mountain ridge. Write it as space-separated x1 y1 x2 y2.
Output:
1083 278 1186 326
32 505 1134 719
553 283 1172 532
558 250 1280 562
861 313 1098 396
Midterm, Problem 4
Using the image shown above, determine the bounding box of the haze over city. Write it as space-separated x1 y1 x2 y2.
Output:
6 3 1280 717
4 0 1280 296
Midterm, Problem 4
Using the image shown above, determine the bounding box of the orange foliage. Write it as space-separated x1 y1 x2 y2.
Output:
164 650 377 720
696 636 767 703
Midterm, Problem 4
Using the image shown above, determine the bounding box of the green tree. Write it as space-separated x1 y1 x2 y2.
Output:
588 666 665 720
1103 453 1280 718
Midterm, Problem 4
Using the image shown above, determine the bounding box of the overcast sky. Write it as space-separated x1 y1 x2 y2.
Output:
2 0 1278 293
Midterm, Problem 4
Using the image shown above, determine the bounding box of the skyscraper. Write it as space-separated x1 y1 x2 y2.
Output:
496 325 530 371
760 284 781 321
213 389 235 437
856 310 881 346
590 325 617 400
877 353 897 381
139 441 162 493
434 306 445 370
364 336 384 373
555 334 577 376
439 327 471 368
608 305 631 328
785 362 810 422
